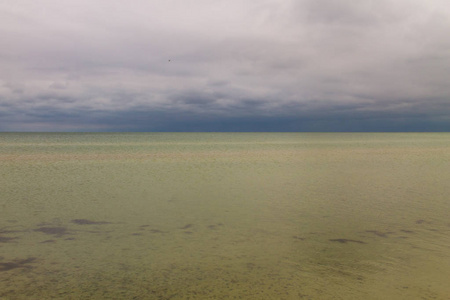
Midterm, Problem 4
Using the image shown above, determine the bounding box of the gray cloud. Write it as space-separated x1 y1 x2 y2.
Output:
1 0 450 131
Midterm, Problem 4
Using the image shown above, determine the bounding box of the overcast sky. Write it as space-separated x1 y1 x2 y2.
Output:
1 0 450 131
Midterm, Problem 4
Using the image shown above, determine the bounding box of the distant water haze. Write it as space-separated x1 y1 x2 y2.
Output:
1 133 450 299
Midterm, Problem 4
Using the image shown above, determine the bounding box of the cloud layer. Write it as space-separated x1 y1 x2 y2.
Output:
1 0 450 131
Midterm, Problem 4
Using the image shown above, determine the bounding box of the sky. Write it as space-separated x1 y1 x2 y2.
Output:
1 0 450 132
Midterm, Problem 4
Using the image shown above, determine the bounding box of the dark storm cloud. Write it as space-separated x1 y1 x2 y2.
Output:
1 0 450 131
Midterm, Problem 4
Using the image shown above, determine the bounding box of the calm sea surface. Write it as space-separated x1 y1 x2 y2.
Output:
1 133 450 299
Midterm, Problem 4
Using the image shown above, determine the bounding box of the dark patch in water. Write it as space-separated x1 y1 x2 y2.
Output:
65 237 76 241
132 233 143 236
184 231 193 234
329 239 366 244
34 227 69 237
0 257 37 272
71 219 111 225
150 229 164 233
40 239 56 243
415 219 429 224
365 230 393 238
293 236 305 240
1 226 26 235
0 230 23 234
0 236 17 243
84 230 110 234
37 222 54 227
180 224 193 230
139 225 150 230
400 230 415 234
207 223 224 230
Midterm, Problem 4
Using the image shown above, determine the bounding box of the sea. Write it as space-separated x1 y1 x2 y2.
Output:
1 133 449 299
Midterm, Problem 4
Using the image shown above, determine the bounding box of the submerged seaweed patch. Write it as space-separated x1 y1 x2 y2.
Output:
0 236 17 243
415 219 431 225
139 225 150 230
365 230 394 238
329 239 366 244
71 219 111 225
34 227 70 237
0 257 37 272
0 229 23 234
207 223 224 230
40 239 56 244
180 224 193 230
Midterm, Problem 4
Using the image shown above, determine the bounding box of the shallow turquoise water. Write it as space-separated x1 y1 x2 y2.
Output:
1 133 450 299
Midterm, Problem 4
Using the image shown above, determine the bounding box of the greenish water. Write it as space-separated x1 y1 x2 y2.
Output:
1 133 450 299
